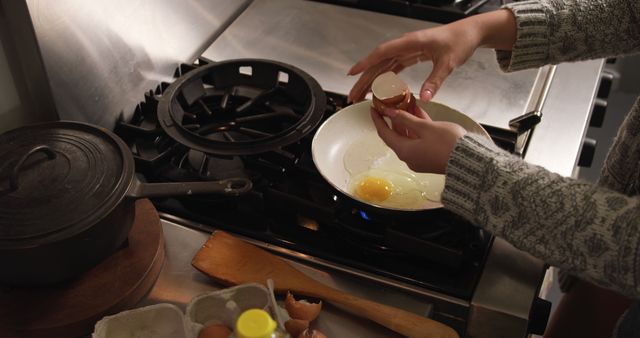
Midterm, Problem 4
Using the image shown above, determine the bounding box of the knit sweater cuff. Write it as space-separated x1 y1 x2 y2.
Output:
497 0 549 72
442 134 506 226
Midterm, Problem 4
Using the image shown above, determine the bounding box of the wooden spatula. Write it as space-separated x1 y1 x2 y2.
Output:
192 231 459 338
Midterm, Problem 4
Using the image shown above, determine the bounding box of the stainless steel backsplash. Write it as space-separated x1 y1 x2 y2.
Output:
2 0 251 130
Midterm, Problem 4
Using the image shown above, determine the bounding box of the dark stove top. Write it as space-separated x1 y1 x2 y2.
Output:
114 58 514 301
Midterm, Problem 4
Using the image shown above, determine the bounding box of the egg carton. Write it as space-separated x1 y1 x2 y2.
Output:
92 283 287 338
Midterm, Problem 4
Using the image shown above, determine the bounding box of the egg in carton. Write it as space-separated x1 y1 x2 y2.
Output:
92 282 286 338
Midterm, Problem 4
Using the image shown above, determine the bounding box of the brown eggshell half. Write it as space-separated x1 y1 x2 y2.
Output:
285 291 322 322
372 91 415 112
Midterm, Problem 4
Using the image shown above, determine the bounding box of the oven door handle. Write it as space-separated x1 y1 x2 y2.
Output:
509 65 557 131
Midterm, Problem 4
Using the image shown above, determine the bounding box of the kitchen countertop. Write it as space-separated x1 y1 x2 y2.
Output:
138 217 442 338
130 211 548 338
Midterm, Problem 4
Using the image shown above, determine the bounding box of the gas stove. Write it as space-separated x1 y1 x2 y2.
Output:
114 57 547 336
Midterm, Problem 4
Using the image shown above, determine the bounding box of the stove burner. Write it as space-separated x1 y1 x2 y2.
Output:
157 59 326 156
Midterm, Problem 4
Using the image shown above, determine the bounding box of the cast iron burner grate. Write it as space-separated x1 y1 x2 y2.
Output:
156 59 326 156
115 57 518 301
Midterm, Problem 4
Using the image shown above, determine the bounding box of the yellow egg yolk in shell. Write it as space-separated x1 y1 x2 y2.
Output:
355 177 393 202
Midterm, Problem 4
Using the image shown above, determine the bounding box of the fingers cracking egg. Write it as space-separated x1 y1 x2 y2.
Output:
371 71 414 112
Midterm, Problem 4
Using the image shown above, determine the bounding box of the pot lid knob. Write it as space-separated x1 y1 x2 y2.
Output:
9 145 57 191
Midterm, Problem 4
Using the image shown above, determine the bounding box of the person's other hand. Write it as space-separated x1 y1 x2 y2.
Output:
371 104 466 174
347 10 517 104
348 23 480 103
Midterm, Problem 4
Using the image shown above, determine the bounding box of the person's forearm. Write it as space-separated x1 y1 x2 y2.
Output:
496 0 640 72
443 134 640 298
461 9 517 51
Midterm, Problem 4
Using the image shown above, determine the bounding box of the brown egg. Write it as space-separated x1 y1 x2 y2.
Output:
285 291 322 322
298 328 328 338
198 324 232 338
285 318 310 337
371 71 415 112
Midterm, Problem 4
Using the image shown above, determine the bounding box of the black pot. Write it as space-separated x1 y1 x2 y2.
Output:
0 121 252 285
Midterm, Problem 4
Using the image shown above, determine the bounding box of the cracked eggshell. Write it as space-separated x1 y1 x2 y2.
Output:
371 71 414 112
285 291 322 322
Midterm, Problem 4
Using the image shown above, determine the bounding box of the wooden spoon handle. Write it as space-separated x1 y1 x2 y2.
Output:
306 286 459 338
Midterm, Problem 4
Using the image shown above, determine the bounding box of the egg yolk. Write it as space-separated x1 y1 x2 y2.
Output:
355 177 392 202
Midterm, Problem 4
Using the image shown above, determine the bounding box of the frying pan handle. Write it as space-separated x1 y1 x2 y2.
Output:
127 177 252 199
10 145 57 191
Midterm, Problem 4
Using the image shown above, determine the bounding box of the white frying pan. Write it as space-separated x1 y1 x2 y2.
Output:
312 99 491 212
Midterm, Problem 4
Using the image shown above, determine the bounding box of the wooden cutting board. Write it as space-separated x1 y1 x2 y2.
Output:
192 230 459 338
0 198 165 338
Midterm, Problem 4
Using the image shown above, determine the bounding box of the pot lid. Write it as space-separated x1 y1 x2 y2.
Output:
0 121 134 243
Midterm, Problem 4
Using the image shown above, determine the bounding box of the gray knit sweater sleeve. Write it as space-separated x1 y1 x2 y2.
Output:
441 0 640 297
496 0 640 71
442 132 640 297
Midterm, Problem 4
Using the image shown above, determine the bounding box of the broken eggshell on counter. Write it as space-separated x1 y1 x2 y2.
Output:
92 283 283 338
283 291 328 338
285 291 322 322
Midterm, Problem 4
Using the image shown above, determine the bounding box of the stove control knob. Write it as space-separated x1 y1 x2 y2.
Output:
578 137 597 168
528 297 551 335
597 71 615 99
589 98 608 128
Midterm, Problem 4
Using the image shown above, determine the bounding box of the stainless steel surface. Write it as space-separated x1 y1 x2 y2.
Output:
468 238 546 338
21 0 251 130
526 59 604 177
0 0 58 128
201 0 602 177
144 217 444 338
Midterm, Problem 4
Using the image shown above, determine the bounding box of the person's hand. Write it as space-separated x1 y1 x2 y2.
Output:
347 9 517 103
371 104 466 174
348 23 480 103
